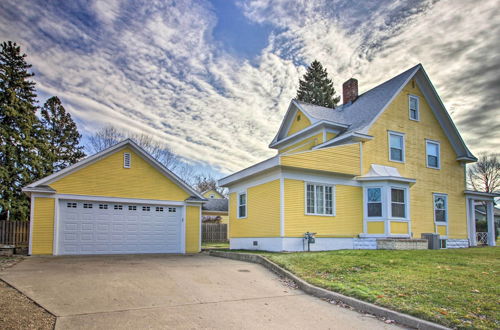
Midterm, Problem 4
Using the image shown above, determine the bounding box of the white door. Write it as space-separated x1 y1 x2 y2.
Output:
58 200 182 255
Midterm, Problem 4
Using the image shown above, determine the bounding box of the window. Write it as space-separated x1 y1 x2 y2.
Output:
123 152 131 168
238 193 247 218
426 140 440 169
128 205 137 211
156 207 164 212
391 188 406 218
409 95 419 121
434 194 447 222
209 194 215 199
389 132 405 162
83 203 93 209
67 202 77 208
99 204 108 209
142 206 150 211
168 207 176 212
367 188 382 217
305 183 334 215
114 205 123 210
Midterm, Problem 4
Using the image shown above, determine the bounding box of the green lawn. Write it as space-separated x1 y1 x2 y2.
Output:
202 242 229 249
255 248 499 329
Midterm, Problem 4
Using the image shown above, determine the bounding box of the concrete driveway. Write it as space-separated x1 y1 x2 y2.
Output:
0 254 402 329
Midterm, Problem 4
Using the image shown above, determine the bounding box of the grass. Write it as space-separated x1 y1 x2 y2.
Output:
202 242 229 249
250 248 499 329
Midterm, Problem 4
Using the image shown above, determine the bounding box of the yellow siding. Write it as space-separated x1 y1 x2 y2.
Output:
362 80 467 239
229 180 280 237
284 179 362 237
32 198 55 255
326 132 336 141
50 147 189 201
367 222 385 234
391 222 409 234
437 225 447 236
185 206 201 253
280 143 361 176
287 110 311 136
278 133 323 154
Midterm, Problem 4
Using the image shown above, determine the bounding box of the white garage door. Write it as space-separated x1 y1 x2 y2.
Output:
58 200 182 255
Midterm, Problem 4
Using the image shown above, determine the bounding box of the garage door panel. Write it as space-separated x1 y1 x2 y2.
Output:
58 200 182 255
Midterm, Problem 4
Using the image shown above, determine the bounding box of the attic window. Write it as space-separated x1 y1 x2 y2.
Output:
123 152 131 168
297 114 301 121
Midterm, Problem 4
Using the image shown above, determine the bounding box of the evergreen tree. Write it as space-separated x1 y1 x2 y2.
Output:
0 41 48 220
296 60 340 108
41 96 85 172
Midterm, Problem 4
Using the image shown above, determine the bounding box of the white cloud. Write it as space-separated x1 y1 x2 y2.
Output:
0 0 498 177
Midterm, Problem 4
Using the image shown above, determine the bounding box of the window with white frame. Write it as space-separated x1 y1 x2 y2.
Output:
409 95 419 121
391 188 406 218
366 188 382 217
305 183 334 215
238 193 247 218
426 140 440 169
434 194 447 223
389 132 405 162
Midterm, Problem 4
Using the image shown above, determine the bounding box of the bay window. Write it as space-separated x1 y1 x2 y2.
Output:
391 188 406 218
367 187 382 217
306 183 334 215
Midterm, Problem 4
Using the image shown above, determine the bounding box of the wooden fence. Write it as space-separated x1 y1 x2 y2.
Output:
202 223 228 243
0 221 30 246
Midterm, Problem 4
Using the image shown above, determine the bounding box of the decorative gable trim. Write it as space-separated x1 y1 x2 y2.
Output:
23 139 205 200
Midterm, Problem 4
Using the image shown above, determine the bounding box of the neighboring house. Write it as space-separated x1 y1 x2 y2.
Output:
23 139 206 255
201 189 229 225
219 64 497 251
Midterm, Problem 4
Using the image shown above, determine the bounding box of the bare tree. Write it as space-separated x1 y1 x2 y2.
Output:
193 174 227 196
87 125 180 171
468 153 500 193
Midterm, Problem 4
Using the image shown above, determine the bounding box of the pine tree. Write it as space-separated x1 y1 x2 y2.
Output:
0 41 48 220
41 96 85 172
296 60 340 108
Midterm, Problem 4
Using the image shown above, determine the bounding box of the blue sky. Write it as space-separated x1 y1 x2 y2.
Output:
1 0 499 180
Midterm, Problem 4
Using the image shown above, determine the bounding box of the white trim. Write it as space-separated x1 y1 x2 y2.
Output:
426 139 441 169
24 139 204 200
389 186 409 220
433 193 448 226
53 197 59 255
237 191 247 219
365 186 384 220
182 203 187 254
304 182 336 216
271 120 347 150
388 131 405 163
226 170 281 193
28 195 34 255
280 176 285 237
313 132 373 150
39 194 187 206
282 169 361 187
408 94 420 121
219 156 279 187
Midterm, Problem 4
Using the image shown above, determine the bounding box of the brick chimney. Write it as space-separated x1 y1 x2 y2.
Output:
342 78 358 104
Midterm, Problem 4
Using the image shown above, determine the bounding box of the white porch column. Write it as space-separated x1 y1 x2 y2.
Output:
486 201 496 246
467 197 477 246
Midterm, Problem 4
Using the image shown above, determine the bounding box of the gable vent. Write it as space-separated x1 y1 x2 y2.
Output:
123 152 131 168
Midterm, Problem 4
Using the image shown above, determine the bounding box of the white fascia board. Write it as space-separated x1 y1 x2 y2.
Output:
24 139 205 201
313 132 373 149
355 176 416 184
270 121 349 149
218 156 280 187
464 190 500 198
38 194 188 206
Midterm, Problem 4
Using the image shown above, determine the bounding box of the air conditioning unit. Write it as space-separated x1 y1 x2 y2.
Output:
421 233 440 249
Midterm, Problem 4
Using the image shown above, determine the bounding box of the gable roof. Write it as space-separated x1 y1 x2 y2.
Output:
23 139 205 201
201 189 224 199
272 64 476 161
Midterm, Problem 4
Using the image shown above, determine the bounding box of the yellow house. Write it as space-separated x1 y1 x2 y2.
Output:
201 189 229 226
219 64 485 251
23 139 205 255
